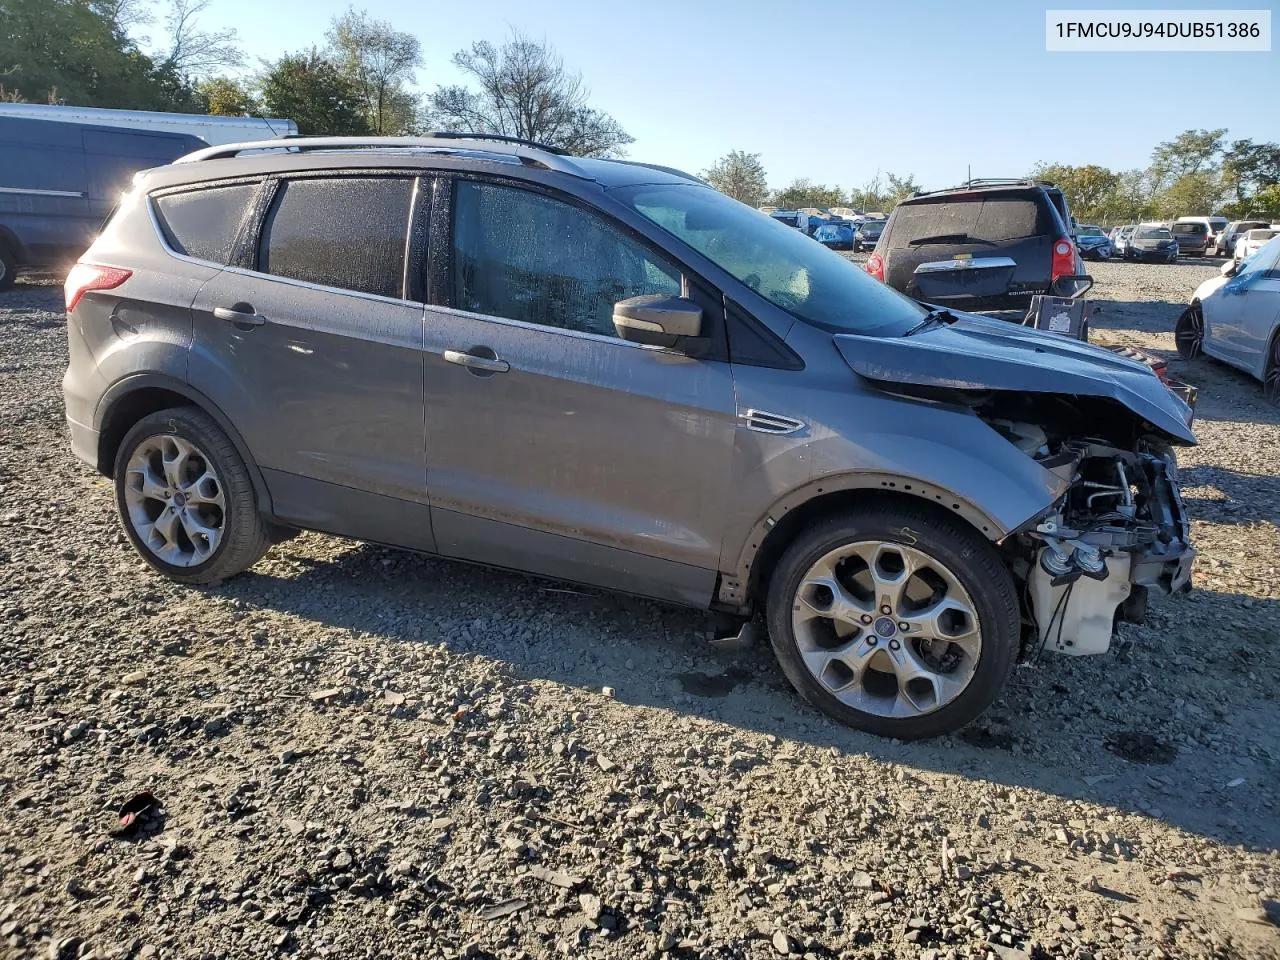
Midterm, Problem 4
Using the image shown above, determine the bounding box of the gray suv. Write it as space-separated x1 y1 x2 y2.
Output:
62 135 1196 739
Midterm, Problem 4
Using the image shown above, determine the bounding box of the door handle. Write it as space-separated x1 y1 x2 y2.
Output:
443 349 510 373
213 305 266 327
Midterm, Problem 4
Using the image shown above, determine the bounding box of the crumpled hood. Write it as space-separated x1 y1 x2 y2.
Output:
835 313 1197 444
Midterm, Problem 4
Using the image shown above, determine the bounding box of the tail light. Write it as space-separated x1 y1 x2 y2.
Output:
866 253 885 282
64 263 132 313
1050 237 1075 283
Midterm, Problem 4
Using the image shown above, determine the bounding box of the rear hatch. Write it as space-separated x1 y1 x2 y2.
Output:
882 191 1055 303
1172 223 1207 248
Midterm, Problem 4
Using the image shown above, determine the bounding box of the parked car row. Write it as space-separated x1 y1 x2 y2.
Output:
1233 226 1280 262
763 207 888 252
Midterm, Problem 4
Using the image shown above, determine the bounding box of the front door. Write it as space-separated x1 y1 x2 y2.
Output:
1209 243 1280 369
188 173 434 550
421 178 737 606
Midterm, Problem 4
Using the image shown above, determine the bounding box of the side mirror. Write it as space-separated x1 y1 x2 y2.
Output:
1221 259 1239 277
612 294 705 350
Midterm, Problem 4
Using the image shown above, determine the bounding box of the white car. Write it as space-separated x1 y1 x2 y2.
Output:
1177 233 1280 404
1234 227 1280 262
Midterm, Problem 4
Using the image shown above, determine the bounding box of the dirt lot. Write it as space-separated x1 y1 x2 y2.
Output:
1 261 1277 960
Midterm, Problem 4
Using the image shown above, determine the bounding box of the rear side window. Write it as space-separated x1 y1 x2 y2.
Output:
259 177 415 298
153 182 258 264
890 195 1050 245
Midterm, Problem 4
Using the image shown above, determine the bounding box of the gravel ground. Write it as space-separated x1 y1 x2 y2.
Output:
1 261 1277 960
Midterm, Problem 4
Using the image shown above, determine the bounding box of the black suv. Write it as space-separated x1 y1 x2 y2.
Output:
866 179 1089 310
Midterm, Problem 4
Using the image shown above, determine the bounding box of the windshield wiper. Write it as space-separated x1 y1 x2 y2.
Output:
907 233 995 247
904 308 959 337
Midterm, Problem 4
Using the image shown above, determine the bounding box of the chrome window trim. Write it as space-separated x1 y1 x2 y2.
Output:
424 302 664 353
0 186 87 198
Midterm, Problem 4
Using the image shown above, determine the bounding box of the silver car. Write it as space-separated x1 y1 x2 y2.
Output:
62 135 1196 739
1177 233 1280 404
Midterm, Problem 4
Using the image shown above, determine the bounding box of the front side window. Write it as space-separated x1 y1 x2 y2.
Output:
452 180 681 338
617 183 927 335
259 176 414 299
153 181 259 264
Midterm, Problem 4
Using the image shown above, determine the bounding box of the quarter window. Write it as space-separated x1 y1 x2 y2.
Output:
259 177 415 299
153 182 258 264
452 180 681 337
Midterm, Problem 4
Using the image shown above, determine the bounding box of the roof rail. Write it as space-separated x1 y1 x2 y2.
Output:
172 135 586 177
422 130 569 156
960 177 1059 189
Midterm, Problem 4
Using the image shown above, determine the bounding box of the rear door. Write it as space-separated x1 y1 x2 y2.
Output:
188 173 433 550
420 176 737 606
883 192 1054 304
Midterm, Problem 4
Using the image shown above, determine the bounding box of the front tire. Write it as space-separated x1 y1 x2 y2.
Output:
1175 303 1204 360
0 243 16 292
765 503 1020 739
114 407 270 584
1264 334 1280 407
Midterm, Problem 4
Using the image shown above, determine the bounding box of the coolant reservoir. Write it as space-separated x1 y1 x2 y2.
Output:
1030 550 1132 656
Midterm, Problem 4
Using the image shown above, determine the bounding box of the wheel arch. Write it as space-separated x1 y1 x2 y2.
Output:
95 374 275 515
0 224 26 263
717 475 1009 612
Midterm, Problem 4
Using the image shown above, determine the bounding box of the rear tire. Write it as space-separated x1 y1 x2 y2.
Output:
114 407 270 584
0 243 16 292
765 503 1020 740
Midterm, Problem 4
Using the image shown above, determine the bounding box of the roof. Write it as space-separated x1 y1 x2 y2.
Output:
165 135 703 190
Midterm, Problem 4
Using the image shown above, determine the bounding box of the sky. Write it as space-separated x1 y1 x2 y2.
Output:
138 0 1279 192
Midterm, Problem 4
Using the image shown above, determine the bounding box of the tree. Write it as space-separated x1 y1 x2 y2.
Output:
882 172 921 206
0 0 193 109
196 75 257 116
258 50 369 136
1151 171 1223 219
326 8 421 135
702 151 768 207
429 29 632 158
1149 128 1226 191
156 0 242 77
771 178 845 210
1031 163 1121 222
1221 139 1280 209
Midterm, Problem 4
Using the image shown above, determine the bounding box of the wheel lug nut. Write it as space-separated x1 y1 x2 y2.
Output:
898 622 910 632
880 605 892 615
860 614 872 624
866 636 877 646
889 639 901 650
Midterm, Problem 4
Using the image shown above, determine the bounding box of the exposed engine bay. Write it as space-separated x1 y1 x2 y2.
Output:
985 404 1194 658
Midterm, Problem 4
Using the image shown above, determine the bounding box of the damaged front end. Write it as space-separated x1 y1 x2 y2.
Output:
1003 435 1194 656
833 315 1197 659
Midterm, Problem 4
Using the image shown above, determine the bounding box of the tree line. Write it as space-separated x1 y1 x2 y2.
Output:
701 151 921 212
0 0 633 157
703 130 1280 222
1034 129 1280 224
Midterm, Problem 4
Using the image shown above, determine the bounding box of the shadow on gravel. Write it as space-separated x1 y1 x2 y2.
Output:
1179 464 1280 526
222 540 1280 855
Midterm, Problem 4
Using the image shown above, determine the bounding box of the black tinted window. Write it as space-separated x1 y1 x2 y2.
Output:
1172 223 1207 235
153 182 258 264
260 177 414 298
453 180 681 337
891 195 1049 244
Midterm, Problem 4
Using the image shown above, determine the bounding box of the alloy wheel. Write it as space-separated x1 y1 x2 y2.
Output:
790 541 982 718
123 434 226 567
1176 305 1204 360
1265 338 1280 406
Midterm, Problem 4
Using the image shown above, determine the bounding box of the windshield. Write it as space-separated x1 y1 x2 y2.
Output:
1077 226 1105 237
616 183 927 334
1137 228 1172 240
859 222 883 232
